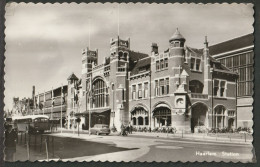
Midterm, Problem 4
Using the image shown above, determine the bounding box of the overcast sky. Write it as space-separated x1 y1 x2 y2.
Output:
4 3 253 110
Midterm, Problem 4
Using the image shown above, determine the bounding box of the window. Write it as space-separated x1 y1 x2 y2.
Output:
138 84 142 99
214 80 226 97
132 85 136 99
190 58 195 70
155 80 159 96
160 59 164 69
159 79 165 95
195 59 201 71
156 61 160 71
164 58 168 68
220 81 226 97
155 78 169 96
214 80 219 96
216 51 253 96
156 57 168 71
165 78 169 94
174 41 180 47
144 82 149 98
93 79 108 108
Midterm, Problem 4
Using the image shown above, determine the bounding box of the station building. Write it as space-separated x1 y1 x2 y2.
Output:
210 34 254 129
72 29 239 133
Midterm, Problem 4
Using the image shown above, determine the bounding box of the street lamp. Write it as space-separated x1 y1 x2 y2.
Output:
118 84 124 124
111 83 115 127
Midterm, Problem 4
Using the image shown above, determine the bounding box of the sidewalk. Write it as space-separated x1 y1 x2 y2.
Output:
130 132 253 144
50 128 252 144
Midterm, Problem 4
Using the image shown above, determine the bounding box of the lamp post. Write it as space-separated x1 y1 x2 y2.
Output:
118 84 124 125
111 83 115 127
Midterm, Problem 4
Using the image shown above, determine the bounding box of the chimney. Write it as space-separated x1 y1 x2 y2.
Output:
151 43 158 54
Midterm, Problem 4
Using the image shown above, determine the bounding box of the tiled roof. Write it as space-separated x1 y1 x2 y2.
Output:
208 33 253 55
128 50 149 72
129 50 149 62
130 57 151 76
67 73 79 81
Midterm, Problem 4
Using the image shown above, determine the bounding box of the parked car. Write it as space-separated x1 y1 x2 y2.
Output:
90 124 110 135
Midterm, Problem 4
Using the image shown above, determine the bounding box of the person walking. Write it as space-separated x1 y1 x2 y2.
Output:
128 123 132 134
4 125 18 162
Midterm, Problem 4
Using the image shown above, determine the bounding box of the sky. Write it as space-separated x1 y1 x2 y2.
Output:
4 3 254 110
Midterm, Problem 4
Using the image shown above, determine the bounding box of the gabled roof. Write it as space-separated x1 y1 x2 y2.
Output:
186 46 237 75
208 33 253 55
67 73 79 81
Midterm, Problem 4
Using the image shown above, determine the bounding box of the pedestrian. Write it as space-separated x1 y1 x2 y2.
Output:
128 123 132 134
4 125 18 162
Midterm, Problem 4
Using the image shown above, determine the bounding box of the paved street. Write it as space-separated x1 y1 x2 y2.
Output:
14 132 254 162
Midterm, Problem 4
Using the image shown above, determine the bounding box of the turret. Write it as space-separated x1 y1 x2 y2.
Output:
169 28 186 72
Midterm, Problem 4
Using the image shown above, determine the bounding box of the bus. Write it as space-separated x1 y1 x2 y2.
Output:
12 115 50 134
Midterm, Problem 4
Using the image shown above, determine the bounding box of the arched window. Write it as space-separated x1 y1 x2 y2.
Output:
138 117 144 125
189 80 204 93
214 105 227 129
133 117 136 125
123 52 128 60
118 51 123 60
92 79 108 108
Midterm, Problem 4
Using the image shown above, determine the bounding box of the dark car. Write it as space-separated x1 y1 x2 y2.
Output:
90 124 110 135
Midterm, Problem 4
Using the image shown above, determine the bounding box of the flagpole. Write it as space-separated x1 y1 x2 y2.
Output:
38 92 40 115
43 90 45 115
117 4 120 36
61 84 63 133
73 82 75 134
51 87 53 120
88 19 91 48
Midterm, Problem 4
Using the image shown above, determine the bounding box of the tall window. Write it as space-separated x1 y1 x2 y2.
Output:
214 80 226 97
144 82 149 98
138 84 142 99
155 80 159 96
156 61 160 71
196 59 201 71
190 58 195 70
218 51 253 96
165 78 169 94
93 79 108 108
220 81 226 97
160 59 164 69
159 79 165 95
164 58 168 68
132 85 136 99
214 80 219 96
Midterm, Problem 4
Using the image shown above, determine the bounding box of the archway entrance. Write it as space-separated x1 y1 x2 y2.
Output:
153 107 171 127
131 106 149 126
191 103 208 133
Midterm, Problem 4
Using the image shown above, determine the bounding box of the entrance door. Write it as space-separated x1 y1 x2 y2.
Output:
191 103 208 133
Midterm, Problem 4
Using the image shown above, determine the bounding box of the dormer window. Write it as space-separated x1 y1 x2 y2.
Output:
190 58 195 69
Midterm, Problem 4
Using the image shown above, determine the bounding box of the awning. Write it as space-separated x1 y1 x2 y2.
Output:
75 108 111 116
